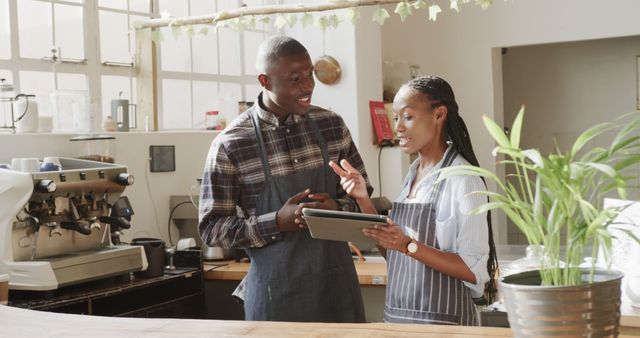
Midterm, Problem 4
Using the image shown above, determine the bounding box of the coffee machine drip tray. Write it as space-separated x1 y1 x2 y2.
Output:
8 246 147 291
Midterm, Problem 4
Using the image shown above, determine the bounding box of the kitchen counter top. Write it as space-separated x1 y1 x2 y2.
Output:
2 304 640 337
204 259 387 286
0 304 498 337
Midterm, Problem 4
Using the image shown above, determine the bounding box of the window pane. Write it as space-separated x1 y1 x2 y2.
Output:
218 28 240 76
243 31 264 76
245 84 261 102
158 0 188 16
101 75 136 123
98 0 127 10
129 0 151 13
55 4 85 60
0 69 13 128
0 0 10 59
19 71 55 117
219 82 241 121
192 31 218 74
57 73 87 91
192 81 218 129
159 28 191 72
161 79 191 129
18 0 53 59
99 10 131 63
190 0 215 15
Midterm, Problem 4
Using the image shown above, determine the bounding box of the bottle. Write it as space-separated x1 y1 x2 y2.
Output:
205 110 219 130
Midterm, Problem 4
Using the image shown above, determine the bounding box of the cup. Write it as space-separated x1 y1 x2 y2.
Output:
20 158 40 173
0 273 8 305
41 156 62 171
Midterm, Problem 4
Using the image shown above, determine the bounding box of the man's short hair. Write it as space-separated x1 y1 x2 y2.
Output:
255 36 308 74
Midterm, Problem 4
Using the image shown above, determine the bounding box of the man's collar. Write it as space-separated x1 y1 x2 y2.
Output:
256 92 305 126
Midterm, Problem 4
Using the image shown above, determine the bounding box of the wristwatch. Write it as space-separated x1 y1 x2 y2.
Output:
405 238 418 256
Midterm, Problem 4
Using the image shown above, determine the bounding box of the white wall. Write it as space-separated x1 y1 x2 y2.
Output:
381 0 640 243
501 35 640 244
284 5 410 201
0 131 216 245
503 35 640 154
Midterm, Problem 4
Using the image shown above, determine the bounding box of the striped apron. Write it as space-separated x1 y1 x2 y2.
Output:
383 148 478 325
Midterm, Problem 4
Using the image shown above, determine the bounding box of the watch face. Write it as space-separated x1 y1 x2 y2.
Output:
407 241 418 254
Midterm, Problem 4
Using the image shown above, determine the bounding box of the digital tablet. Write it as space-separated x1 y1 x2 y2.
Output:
301 208 388 249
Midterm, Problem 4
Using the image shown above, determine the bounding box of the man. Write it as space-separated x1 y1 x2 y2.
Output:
198 36 371 322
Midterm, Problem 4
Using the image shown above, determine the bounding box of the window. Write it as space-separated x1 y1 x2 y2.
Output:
157 0 274 130
1 0 266 132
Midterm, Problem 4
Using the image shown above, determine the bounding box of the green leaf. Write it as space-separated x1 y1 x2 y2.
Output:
328 14 340 28
482 114 511 148
287 14 298 28
150 30 164 43
274 14 288 30
315 15 330 32
198 26 209 35
413 0 428 9
394 1 412 22
570 121 614 158
259 16 271 25
343 8 360 24
372 7 390 26
171 25 182 39
510 105 525 149
475 0 493 10
301 13 314 28
450 0 461 12
185 25 195 38
428 4 442 21
522 149 544 168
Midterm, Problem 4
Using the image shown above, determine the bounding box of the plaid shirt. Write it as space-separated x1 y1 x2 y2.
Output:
198 95 372 249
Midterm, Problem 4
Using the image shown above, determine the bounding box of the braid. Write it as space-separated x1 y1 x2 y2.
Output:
407 76 499 305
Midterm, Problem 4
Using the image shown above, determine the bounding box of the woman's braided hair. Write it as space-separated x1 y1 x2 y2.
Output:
406 75 498 305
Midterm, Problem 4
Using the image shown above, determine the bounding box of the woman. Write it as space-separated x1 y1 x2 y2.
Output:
329 76 498 325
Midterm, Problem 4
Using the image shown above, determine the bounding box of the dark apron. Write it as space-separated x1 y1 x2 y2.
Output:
243 111 365 322
384 148 478 325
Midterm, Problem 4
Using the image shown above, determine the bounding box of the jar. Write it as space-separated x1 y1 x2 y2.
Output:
205 110 219 130
69 134 116 163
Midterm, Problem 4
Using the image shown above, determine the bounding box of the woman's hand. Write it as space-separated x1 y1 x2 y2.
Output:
362 218 411 253
329 159 368 201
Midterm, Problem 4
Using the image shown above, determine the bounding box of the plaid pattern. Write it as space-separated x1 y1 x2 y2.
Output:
199 95 371 249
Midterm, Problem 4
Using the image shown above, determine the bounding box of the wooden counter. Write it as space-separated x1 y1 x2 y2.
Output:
2 304 640 338
0 304 501 337
204 260 387 286
204 260 640 332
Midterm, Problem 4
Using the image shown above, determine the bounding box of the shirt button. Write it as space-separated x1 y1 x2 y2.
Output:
286 128 290 133
294 159 298 163
271 236 276 240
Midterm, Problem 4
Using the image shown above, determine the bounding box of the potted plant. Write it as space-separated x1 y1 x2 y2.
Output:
439 107 640 337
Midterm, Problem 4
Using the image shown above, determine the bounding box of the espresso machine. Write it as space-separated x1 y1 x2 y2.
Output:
0 158 147 291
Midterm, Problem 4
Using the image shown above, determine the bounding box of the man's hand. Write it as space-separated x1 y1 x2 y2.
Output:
276 189 311 232
295 192 339 229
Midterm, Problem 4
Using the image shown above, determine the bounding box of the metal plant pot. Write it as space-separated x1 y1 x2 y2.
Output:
500 269 623 337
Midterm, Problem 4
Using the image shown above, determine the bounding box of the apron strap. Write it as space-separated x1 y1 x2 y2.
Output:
429 146 458 206
250 110 272 179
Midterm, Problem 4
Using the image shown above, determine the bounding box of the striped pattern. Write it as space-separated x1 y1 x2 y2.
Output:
397 146 490 298
384 147 478 326
198 95 370 249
